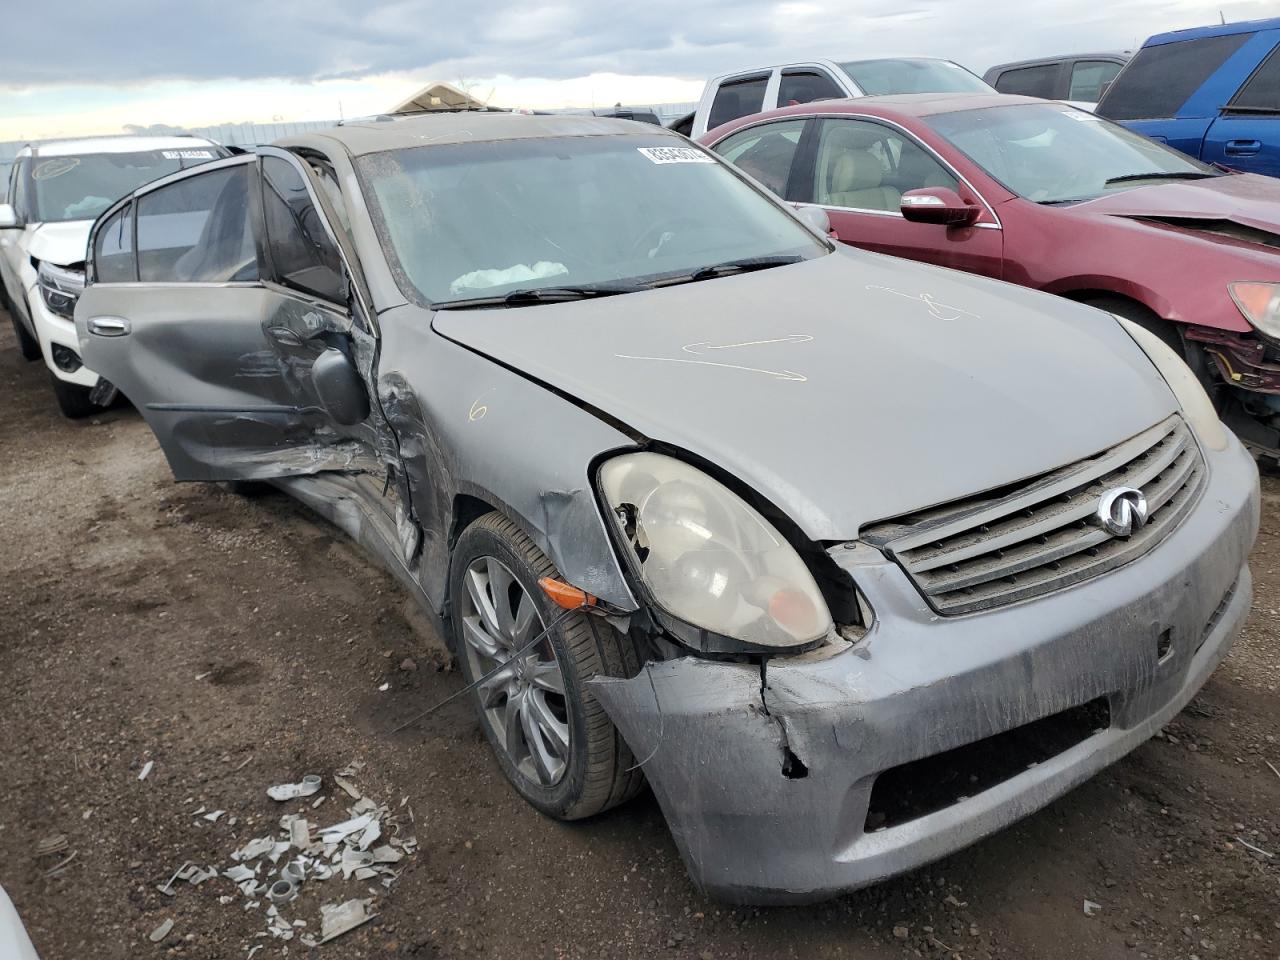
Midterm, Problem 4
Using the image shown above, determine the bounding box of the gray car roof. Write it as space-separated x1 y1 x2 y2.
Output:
294 112 678 157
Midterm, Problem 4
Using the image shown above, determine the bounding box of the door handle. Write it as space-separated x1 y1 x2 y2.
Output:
1225 139 1261 156
266 325 304 347
87 316 130 337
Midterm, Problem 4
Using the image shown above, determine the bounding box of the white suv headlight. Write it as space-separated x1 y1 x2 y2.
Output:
599 452 833 652
1117 317 1227 451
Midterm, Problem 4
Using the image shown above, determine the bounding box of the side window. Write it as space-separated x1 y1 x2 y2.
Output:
1097 33 1252 120
707 75 770 130
261 156 345 303
811 118 958 212
778 70 845 106
713 119 807 198
136 164 258 283
1229 44 1280 111
1069 60 1124 102
12 159 31 222
94 203 135 283
994 63 1060 99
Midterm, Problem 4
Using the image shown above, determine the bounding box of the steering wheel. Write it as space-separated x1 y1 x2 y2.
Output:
629 218 705 259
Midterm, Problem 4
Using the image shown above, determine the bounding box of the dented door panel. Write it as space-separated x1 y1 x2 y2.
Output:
75 281 389 482
375 303 639 614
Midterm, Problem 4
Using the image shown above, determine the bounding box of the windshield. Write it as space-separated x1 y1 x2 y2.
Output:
839 59 992 95
29 148 223 223
925 102 1218 204
358 134 825 306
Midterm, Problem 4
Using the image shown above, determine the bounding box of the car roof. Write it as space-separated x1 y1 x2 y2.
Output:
985 52 1130 72
1146 16 1280 46
22 135 220 158
700 92 1047 141
288 111 679 157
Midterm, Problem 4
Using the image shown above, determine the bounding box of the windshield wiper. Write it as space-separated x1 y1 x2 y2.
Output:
434 283 644 309
1104 171 1218 185
655 255 804 287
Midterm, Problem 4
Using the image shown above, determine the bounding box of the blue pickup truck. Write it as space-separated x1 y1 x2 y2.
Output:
1096 17 1280 177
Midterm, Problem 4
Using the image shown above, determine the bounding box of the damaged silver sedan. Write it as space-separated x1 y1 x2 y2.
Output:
75 113 1258 904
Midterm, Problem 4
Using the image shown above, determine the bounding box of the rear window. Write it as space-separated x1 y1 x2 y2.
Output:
1097 33 1252 120
1229 44 1280 111
708 75 769 130
839 59 992 95
994 63 1060 98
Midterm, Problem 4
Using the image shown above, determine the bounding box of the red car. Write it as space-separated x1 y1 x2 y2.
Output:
699 93 1280 458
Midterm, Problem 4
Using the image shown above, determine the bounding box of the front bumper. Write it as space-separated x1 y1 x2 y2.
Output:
593 432 1259 904
25 278 98 388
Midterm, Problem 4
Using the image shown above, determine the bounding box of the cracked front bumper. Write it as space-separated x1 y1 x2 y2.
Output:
593 433 1259 904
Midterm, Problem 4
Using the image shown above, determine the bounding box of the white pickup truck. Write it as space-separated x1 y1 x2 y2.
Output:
676 57 993 137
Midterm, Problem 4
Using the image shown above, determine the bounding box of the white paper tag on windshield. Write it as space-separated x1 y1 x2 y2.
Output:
637 146 714 164
161 149 215 159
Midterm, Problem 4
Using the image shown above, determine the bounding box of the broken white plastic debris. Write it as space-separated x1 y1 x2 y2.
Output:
266 774 322 802
267 879 298 904
319 813 374 845
319 898 375 944
357 819 381 851
289 818 311 850
149 918 174 943
202 810 225 822
138 761 154 781
370 845 403 864
1083 899 1102 917
340 847 376 880
281 860 305 885
378 682 390 692
333 776 362 800
232 837 275 862
224 864 257 883
245 946 262 960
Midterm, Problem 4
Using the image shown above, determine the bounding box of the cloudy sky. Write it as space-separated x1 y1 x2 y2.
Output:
1 0 1274 140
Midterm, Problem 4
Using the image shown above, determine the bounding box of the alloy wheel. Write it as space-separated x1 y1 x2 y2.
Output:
459 556 572 786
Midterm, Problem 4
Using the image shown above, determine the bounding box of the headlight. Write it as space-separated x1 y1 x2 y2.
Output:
1229 281 1280 339
599 452 833 652
1116 316 1227 452
37 261 84 320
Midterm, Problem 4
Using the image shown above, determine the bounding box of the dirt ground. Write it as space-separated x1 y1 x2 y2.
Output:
0 311 1277 960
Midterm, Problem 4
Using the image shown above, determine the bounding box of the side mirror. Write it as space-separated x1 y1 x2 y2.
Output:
0 203 21 229
900 188 981 227
312 347 369 426
793 204 832 238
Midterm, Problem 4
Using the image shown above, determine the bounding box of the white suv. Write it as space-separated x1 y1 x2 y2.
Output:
686 57 993 138
0 136 228 417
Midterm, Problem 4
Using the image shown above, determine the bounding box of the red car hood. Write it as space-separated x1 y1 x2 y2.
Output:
1077 173 1280 236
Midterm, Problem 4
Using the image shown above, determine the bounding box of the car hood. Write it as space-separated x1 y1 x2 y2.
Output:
432 250 1176 540
26 219 93 267
1079 174 1280 239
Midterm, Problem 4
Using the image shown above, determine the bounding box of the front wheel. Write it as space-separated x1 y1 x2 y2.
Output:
50 373 97 419
450 512 644 820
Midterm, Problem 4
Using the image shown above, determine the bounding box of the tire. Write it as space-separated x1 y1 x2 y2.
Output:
450 511 644 820
8 299 41 362
49 372 97 419
1082 295 1183 356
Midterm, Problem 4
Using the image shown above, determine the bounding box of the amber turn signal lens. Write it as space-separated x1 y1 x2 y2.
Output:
539 577 597 610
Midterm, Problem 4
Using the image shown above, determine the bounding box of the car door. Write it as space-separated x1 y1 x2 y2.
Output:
796 116 1003 278
76 151 384 482
1201 41 1280 177
0 158 31 319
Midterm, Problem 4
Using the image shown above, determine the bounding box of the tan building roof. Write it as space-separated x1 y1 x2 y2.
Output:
389 82 489 115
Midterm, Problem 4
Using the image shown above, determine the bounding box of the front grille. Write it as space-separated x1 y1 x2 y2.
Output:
862 415 1206 616
865 698 1111 831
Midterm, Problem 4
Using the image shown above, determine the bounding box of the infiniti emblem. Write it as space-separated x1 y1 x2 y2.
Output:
1095 487 1149 537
